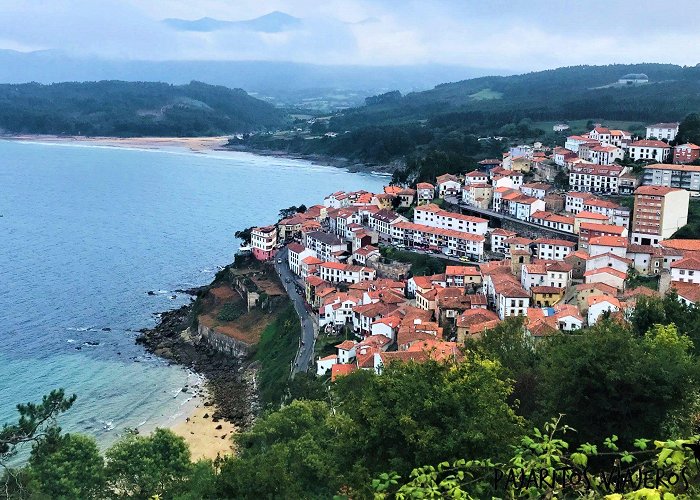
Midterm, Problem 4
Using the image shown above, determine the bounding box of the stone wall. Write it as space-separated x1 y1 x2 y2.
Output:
198 323 254 360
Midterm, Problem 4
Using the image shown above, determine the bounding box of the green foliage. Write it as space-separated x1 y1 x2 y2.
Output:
535 320 698 446
0 81 284 136
630 291 700 353
216 302 245 322
380 246 447 276
0 389 76 464
105 428 192 498
234 226 255 245
374 417 700 499
27 430 105 499
253 303 301 407
675 112 700 146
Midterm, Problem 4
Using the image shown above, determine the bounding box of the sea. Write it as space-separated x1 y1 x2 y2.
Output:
0 139 386 452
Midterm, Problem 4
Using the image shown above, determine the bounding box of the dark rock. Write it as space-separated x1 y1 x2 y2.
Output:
102 327 111 331
147 291 156 295
215 424 222 430
203 413 209 419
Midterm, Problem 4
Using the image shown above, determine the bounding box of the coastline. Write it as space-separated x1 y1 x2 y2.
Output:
0 133 397 175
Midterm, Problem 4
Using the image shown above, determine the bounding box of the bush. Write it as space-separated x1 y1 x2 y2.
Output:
217 302 245 322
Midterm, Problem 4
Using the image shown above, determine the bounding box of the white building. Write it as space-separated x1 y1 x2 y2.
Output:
569 163 627 194
305 231 347 262
643 163 700 194
520 182 552 200
414 204 489 235
319 262 376 284
589 145 624 165
645 122 679 141
532 238 576 261
628 140 671 163
670 257 700 284
587 296 621 325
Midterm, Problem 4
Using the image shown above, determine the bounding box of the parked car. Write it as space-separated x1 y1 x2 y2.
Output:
277 258 282 264
459 256 469 262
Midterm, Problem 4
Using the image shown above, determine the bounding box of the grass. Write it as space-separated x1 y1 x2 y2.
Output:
253 302 300 407
469 88 503 101
530 119 646 135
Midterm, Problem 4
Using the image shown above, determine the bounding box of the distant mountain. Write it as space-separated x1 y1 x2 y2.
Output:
0 81 284 136
0 50 504 109
162 11 302 33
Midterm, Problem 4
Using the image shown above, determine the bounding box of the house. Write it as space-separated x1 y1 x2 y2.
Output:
589 235 628 258
532 238 576 261
565 191 598 214
368 209 406 242
672 282 700 307
619 73 648 84
435 174 461 198
319 262 376 284
553 123 570 132
673 144 700 165
444 265 482 288
565 249 589 279
490 228 517 253
323 191 349 209
630 186 690 246
287 242 313 276
578 223 627 250
619 172 641 194
352 245 380 265
670 257 700 284
583 198 630 228
455 309 500 342
574 211 609 233
464 171 489 185
416 183 435 205
564 136 590 154
569 163 627 194
643 163 700 194
584 252 632 275
305 231 347 262
531 286 565 307
506 194 545 220
645 122 679 141
520 182 552 199
584 268 626 291
628 140 671 163
316 354 337 376
392 222 485 259
575 282 618 313
250 225 277 261
277 214 307 241
414 204 489 236
589 145 624 165
626 244 663 275
461 183 493 209
588 126 611 144
587 296 621 325
493 279 530 319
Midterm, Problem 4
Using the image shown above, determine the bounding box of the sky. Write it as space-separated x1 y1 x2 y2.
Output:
1 0 699 71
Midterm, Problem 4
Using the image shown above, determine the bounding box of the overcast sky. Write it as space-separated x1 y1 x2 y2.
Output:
1 0 699 71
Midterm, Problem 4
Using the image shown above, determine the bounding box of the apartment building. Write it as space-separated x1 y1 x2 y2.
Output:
305 231 347 262
645 122 679 141
250 225 277 261
319 262 376 284
569 163 627 194
673 143 700 165
642 163 700 194
630 186 690 246
414 204 489 235
391 222 485 258
628 140 671 163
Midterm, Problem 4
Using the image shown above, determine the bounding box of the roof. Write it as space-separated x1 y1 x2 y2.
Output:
644 162 700 173
445 265 481 276
647 122 678 129
415 204 488 224
631 139 671 148
491 228 517 237
331 364 356 381
306 231 344 246
584 268 627 280
531 286 564 294
393 221 485 242
335 340 357 351
287 242 305 253
576 282 618 295
302 256 324 265
533 238 576 247
576 210 610 221
661 239 700 252
634 185 684 196
456 308 500 328
580 223 626 236
671 257 700 271
587 295 621 308
589 235 628 247
672 282 700 304
416 182 434 189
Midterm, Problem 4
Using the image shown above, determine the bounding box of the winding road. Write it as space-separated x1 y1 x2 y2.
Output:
274 247 317 375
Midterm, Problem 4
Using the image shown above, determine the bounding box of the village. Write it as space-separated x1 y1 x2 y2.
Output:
242 120 700 381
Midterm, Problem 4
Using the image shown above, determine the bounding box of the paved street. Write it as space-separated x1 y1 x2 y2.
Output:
274 247 317 375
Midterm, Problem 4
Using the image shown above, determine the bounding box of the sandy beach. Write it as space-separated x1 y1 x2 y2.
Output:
2 134 231 152
171 404 237 461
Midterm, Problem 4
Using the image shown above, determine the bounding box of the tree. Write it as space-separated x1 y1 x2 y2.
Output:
105 428 192 498
675 112 700 146
234 226 254 245
278 206 301 219
0 390 76 462
28 430 105 499
536 320 698 446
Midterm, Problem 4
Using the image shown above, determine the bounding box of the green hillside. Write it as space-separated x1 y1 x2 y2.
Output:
0 80 285 136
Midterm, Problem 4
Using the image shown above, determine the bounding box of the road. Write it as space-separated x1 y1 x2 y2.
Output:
444 196 578 241
274 247 317 375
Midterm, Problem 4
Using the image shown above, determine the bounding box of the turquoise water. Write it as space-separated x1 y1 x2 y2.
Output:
0 140 385 449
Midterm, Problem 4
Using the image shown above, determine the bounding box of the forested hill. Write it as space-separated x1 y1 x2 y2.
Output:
0 81 285 136
330 63 700 130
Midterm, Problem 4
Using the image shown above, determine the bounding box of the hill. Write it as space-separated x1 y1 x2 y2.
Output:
0 80 285 136
330 63 700 130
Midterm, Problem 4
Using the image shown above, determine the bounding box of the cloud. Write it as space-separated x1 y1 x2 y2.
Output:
0 0 699 70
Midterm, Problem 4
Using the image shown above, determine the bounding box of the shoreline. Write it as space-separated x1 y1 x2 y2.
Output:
0 133 397 175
